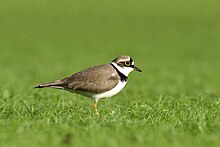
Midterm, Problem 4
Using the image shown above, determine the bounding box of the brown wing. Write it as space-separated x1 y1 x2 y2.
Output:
54 64 120 93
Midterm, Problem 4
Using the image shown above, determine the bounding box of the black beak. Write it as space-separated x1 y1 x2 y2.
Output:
133 66 142 72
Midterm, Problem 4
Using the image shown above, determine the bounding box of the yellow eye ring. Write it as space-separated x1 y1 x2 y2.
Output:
125 61 130 66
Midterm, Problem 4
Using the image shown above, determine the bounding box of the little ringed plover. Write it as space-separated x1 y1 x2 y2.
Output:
34 55 142 115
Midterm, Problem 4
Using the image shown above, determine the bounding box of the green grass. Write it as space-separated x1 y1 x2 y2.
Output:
1 0 220 147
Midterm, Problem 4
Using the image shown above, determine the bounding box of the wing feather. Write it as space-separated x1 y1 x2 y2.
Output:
58 64 119 93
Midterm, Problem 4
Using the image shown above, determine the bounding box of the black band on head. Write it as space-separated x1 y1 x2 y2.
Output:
130 57 133 63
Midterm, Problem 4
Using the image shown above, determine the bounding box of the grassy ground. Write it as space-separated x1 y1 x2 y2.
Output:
1 0 220 147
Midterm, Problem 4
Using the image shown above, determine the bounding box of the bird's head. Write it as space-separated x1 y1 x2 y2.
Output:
111 55 142 76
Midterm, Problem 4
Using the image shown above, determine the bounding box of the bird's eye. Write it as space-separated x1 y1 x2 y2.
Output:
124 61 130 66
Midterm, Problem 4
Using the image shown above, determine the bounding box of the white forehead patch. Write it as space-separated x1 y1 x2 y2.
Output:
131 61 134 65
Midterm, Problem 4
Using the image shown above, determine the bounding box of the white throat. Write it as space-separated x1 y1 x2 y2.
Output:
111 62 133 77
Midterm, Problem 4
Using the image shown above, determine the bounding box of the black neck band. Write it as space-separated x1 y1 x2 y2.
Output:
110 63 128 82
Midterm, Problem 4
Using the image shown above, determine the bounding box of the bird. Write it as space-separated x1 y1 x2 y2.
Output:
34 55 142 115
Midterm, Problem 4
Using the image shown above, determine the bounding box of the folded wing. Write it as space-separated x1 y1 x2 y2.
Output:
35 64 120 93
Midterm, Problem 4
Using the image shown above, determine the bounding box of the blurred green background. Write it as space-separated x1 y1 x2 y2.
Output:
0 0 220 147
1 0 220 94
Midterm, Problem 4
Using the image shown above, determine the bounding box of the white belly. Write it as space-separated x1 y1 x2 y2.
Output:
71 81 127 101
93 81 127 99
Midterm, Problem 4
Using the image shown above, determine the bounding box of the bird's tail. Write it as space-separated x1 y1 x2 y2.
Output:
34 80 65 89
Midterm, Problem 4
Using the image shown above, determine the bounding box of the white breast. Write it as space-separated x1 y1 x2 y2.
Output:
93 81 127 100
73 81 127 101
